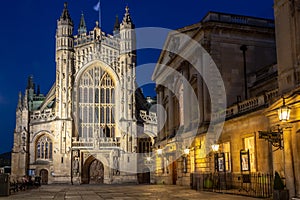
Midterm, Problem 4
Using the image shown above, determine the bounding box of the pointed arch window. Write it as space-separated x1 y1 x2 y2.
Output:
36 135 53 160
78 66 115 139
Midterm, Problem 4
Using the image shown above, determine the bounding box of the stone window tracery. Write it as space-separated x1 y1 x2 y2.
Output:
36 135 53 160
78 66 115 139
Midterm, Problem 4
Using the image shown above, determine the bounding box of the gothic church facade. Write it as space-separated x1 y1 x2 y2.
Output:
11 3 145 184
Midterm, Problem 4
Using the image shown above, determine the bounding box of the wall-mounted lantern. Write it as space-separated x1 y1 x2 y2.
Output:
157 147 163 156
278 97 291 122
211 143 220 152
259 97 292 150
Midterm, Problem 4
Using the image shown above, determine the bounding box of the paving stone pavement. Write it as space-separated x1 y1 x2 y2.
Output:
0 184 267 200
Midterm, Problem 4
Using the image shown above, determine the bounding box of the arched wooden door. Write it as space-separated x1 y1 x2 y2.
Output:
89 159 104 184
40 169 48 185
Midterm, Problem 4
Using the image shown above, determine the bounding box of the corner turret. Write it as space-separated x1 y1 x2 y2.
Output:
55 2 75 119
121 6 134 29
56 2 74 52
120 6 136 54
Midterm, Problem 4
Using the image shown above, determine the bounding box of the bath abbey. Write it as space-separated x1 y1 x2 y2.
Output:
11 3 154 184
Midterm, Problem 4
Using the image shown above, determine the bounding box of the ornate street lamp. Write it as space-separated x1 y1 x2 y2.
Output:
157 147 163 156
278 97 291 122
182 146 190 173
184 146 190 155
259 97 292 150
211 143 219 152
146 156 152 162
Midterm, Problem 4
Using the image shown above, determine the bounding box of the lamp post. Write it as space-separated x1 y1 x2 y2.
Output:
211 142 220 172
182 146 190 173
146 156 152 162
156 146 165 174
184 146 190 156
157 147 163 156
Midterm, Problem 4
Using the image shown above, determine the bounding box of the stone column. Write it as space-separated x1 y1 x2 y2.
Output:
197 74 204 124
168 88 174 136
157 88 164 141
283 128 296 197
183 69 191 130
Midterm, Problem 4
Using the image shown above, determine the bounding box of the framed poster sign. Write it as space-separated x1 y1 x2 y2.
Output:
214 153 226 172
240 149 250 172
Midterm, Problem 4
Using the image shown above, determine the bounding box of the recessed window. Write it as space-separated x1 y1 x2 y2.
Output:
36 135 53 160
78 67 115 139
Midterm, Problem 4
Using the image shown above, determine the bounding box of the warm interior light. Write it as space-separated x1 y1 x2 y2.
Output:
211 144 219 152
278 98 291 122
146 156 151 161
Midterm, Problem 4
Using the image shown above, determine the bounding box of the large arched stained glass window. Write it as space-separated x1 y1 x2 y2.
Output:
36 135 53 160
78 66 115 139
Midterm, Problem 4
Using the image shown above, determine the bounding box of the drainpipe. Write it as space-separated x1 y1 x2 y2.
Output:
240 45 248 100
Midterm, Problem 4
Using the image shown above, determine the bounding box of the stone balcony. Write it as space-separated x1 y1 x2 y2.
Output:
212 88 278 122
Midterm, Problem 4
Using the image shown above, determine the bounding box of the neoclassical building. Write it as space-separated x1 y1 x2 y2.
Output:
152 10 277 186
11 3 153 184
152 1 300 199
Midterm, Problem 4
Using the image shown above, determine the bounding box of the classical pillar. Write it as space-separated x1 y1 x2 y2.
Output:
168 88 174 136
197 74 204 124
183 69 191 130
157 87 164 141
283 128 296 197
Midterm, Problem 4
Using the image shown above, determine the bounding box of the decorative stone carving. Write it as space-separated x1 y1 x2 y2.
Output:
73 157 79 175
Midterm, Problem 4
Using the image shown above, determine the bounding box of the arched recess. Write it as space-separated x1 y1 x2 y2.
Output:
35 135 53 160
73 60 121 139
81 155 108 184
40 169 49 185
31 130 54 143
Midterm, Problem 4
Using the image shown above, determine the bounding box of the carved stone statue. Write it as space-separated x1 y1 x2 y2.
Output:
113 156 120 175
73 157 79 175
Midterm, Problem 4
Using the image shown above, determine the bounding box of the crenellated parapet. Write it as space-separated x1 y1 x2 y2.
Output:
74 30 120 71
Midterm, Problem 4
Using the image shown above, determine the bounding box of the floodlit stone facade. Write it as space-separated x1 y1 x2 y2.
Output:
11 3 153 184
153 3 300 198
152 11 277 186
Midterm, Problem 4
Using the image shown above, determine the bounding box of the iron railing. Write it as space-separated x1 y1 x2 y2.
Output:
191 172 273 198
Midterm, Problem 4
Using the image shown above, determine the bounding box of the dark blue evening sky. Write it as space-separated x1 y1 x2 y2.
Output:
0 0 274 154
